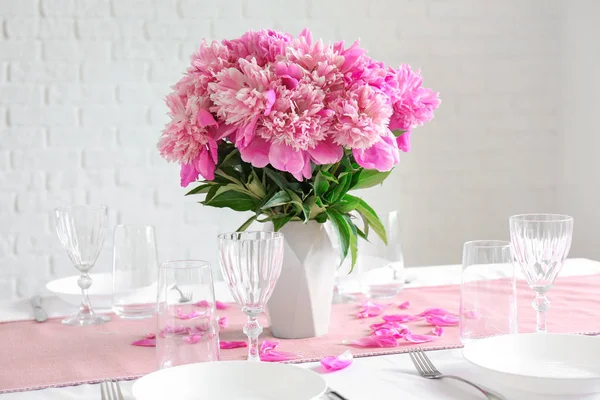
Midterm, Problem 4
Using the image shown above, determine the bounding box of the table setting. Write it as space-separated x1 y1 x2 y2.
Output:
2 27 600 400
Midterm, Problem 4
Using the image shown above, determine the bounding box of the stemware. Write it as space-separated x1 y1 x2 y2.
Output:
54 205 110 326
218 231 284 361
459 240 518 343
509 214 574 333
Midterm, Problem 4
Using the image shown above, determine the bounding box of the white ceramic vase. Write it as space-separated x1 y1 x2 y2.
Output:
264 220 338 339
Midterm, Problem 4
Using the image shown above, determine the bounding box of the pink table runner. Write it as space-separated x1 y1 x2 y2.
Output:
2 274 600 393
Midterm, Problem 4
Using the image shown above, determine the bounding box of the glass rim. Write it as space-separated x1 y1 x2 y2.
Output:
463 240 511 249
160 260 212 270
55 204 108 213
217 231 284 242
510 213 573 223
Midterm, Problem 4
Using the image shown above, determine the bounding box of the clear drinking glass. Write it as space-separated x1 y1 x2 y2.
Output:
459 240 518 343
218 232 284 361
509 214 574 333
357 211 405 299
156 260 220 369
112 225 159 319
54 205 110 326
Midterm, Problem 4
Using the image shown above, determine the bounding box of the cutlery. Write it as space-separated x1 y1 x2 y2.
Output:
408 348 506 400
326 388 349 400
100 380 124 400
31 296 48 323
171 285 193 303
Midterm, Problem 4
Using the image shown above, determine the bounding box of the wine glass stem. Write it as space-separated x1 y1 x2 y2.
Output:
78 272 95 317
532 292 550 333
243 313 262 362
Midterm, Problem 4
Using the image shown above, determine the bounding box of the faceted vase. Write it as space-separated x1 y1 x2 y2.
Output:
264 221 338 339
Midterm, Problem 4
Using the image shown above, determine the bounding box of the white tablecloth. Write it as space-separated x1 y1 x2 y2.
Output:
2 258 600 400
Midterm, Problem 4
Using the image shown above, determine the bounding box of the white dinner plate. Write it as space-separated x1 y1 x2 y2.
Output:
132 361 327 400
463 333 600 395
45 273 113 309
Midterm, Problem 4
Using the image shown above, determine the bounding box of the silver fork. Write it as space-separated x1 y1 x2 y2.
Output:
172 285 193 303
100 380 124 400
408 348 506 400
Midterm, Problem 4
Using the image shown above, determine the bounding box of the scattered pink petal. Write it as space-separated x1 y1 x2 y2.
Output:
194 300 210 307
370 321 408 331
361 300 386 310
218 316 228 329
320 350 353 372
463 310 479 319
373 327 408 339
260 350 301 362
398 301 410 309
176 308 203 320
344 335 398 348
403 333 436 344
417 308 454 317
184 333 202 344
431 326 444 337
131 338 156 347
425 314 459 326
220 341 247 349
215 301 229 310
357 308 382 319
382 314 419 323
144 332 156 339
260 340 280 353
159 325 188 337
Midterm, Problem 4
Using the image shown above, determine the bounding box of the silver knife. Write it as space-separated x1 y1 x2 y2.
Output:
326 389 349 400
31 296 48 322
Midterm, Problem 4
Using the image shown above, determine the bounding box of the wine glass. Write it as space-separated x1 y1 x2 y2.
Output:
218 231 284 361
54 205 110 326
509 214 574 333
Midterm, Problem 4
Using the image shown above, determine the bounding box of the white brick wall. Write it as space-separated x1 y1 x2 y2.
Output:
0 0 570 300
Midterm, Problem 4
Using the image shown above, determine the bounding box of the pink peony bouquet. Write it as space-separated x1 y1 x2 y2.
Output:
158 29 439 266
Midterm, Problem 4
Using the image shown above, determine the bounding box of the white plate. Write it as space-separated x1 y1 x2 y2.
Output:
45 273 113 309
132 361 327 400
463 333 600 395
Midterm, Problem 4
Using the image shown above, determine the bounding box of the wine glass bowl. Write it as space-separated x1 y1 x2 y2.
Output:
509 213 574 333
218 231 284 361
54 205 110 326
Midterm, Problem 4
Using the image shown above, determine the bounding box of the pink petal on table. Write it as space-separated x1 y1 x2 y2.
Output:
370 321 408 331
398 301 411 310
417 308 453 317
403 333 437 344
144 332 156 339
425 314 459 326
131 338 156 347
431 326 444 337
218 316 228 329
382 314 419 323
159 324 188 337
344 335 398 348
215 301 229 310
357 307 382 319
220 341 248 349
361 300 386 310
194 300 210 307
184 333 202 344
176 308 203 320
374 328 408 339
320 350 353 372
260 340 280 353
260 350 301 362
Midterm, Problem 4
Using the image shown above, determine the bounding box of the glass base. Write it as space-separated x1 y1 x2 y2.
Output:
62 313 110 326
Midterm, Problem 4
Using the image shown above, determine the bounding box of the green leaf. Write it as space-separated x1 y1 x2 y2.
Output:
328 173 352 203
351 169 392 190
185 183 214 196
261 190 292 209
246 170 266 198
264 168 290 190
356 226 368 241
313 171 330 196
315 212 327 223
272 214 293 231
392 129 407 137
305 195 326 219
334 193 361 213
320 170 338 183
204 184 221 203
343 214 358 270
203 190 257 212
355 197 387 245
285 189 309 221
326 209 351 265
220 148 240 166
236 214 258 231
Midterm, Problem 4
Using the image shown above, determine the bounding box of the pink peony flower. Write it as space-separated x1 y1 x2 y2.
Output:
330 84 392 149
353 132 400 171
386 64 440 132
224 29 293 67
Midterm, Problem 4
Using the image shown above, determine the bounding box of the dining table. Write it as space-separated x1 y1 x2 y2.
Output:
1 257 600 400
